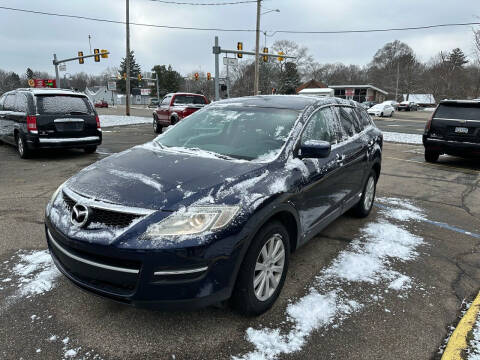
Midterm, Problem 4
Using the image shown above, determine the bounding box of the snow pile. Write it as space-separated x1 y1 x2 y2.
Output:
382 131 423 144
422 107 436 112
99 115 151 128
234 198 426 360
12 250 60 297
467 313 480 360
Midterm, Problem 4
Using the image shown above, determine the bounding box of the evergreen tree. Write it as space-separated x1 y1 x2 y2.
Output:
279 62 300 94
448 48 468 68
152 64 183 96
117 51 142 94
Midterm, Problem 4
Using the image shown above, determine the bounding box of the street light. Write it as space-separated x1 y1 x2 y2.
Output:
261 8 280 15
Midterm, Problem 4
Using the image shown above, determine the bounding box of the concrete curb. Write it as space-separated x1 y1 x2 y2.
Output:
442 291 480 360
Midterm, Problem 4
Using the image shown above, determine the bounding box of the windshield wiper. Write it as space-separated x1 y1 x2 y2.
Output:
67 111 89 115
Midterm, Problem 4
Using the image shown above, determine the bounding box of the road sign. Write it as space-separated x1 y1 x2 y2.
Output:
107 81 117 91
135 95 142 103
33 79 57 88
140 88 151 96
147 81 155 87
223 57 238 66
28 79 35 87
59 64 67 72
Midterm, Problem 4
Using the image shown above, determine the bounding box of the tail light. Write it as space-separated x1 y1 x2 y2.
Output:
424 105 438 132
27 116 37 133
95 115 101 130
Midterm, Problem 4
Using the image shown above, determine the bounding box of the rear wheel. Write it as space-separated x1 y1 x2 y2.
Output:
16 134 30 159
380 112 384 117
231 221 290 316
425 149 440 163
352 169 377 218
84 146 97 154
390 111 394 117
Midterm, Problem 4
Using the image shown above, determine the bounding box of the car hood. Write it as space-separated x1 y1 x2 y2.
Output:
65 143 267 211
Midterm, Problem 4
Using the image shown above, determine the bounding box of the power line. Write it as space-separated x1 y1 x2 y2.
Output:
148 0 257 5
0 5 478 34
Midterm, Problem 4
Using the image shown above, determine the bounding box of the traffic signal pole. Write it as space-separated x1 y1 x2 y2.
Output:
125 0 131 116
214 36 220 102
53 54 60 88
253 0 261 96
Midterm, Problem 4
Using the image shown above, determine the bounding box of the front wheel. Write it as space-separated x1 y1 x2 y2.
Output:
153 116 162 134
390 111 394 117
230 221 290 316
352 169 377 218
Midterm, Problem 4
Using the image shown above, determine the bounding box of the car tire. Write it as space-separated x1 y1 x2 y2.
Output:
425 149 440 163
84 146 97 154
153 116 162 134
16 134 30 159
380 112 384 117
352 169 377 218
230 221 290 316
390 111 394 117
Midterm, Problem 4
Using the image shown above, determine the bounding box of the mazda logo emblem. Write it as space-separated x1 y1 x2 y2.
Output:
71 203 90 227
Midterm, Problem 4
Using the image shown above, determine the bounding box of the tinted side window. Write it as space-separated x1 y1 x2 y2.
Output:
333 106 355 137
355 107 372 129
3 94 16 111
301 107 338 144
15 94 28 113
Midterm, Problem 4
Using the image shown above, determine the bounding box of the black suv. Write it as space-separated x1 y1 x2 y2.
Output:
0 88 102 158
423 100 480 162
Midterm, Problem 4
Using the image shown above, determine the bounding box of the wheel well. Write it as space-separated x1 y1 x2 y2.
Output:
14 129 19 141
270 211 298 253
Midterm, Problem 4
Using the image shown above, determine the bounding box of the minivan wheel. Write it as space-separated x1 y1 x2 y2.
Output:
84 146 97 154
425 149 440 163
352 169 377 218
17 135 30 159
231 221 290 316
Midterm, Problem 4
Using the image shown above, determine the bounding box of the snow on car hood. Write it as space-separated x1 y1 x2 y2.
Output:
65 145 266 211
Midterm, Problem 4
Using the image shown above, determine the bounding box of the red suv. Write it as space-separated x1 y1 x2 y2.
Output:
153 93 208 133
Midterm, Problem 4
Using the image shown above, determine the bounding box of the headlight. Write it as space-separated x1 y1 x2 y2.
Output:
145 206 239 237
46 182 65 213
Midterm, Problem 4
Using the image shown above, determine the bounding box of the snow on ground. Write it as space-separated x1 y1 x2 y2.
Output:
422 107 436 112
234 198 426 360
99 115 151 128
382 131 423 145
467 311 480 360
0 250 60 314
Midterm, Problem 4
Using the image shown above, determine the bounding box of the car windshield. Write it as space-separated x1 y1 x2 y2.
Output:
173 95 206 105
36 95 92 115
156 106 300 161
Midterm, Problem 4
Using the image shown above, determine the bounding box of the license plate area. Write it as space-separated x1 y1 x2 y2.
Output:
454 127 469 134
54 119 84 132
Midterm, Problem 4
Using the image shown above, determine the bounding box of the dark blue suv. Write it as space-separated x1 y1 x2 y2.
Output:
45 96 382 315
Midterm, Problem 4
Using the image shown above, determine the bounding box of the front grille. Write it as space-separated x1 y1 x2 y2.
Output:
62 191 142 228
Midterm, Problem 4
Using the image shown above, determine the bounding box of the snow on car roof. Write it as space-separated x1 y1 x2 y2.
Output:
19 88 87 97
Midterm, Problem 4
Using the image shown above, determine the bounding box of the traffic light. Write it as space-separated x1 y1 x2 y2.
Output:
138 74 142 81
101 49 108 59
263 47 268 62
94 49 100 62
123 73 127 80
78 51 84 64
194 72 199 81
237 42 243 58
278 51 285 62
207 72 211 81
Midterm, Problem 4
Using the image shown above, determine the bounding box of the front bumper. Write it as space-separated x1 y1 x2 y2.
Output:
45 221 245 310
423 136 480 156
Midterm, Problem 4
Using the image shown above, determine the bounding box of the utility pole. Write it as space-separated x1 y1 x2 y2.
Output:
88 35 92 54
214 36 220 101
53 54 61 88
395 61 400 101
125 0 131 116
253 0 261 96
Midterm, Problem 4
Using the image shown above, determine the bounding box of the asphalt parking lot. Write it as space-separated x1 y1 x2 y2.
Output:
372 109 430 135
0 123 479 359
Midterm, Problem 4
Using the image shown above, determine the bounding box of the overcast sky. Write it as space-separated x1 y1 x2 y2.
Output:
0 0 478 78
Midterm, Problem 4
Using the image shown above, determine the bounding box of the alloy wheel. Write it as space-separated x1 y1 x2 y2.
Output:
253 234 285 301
17 137 24 156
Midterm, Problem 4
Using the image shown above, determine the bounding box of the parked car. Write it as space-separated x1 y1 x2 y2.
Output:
94 100 108 108
382 100 399 110
367 103 395 117
45 95 382 315
398 101 418 111
423 100 480 162
361 101 377 109
148 98 159 108
153 93 208 133
0 88 101 158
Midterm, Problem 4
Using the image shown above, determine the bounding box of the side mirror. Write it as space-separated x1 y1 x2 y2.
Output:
298 140 331 159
